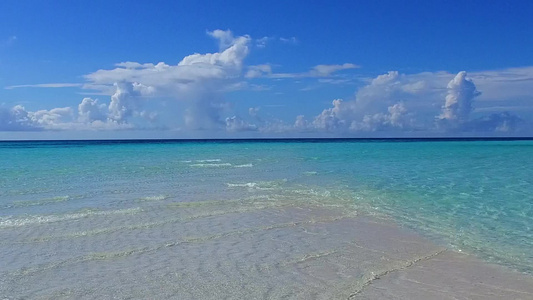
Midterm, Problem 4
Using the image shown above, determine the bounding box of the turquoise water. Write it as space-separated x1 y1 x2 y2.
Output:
1 139 532 294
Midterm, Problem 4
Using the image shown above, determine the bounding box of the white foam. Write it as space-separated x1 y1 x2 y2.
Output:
0 207 142 228
195 159 222 162
234 163 253 168
139 195 169 201
227 182 258 188
190 163 232 168
226 180 287 191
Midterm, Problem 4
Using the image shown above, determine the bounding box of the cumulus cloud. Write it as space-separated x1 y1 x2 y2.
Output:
0 105 37 131
225 116 257 132
438 71 481 124
82 29 250 129
312 99 351 131
0 105 76 131
2 27 531 136
78 98 107 123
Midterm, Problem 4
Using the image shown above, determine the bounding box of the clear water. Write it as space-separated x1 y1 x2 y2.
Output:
0 139 532 297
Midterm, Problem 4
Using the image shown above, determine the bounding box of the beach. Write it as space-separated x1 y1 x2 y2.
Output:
1 139 532 299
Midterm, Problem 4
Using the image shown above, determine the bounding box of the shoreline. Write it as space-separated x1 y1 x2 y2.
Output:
2 202 532 299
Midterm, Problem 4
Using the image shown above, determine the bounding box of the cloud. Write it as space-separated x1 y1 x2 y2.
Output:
287 70 526 134
0 105 76 131
2 26 531 136
81 29 251 129
255 37 271 48
0 105 38 131
255 36 297 48
438 71 481 124
266 63 359 79
225 116 257 132
5 83 83 90
309 63 359 77
470 66 533 101
279 37 298 44
78 98 107 123
312 99 351 131
245 64 272 78
84 30 250 95
468 112 523 133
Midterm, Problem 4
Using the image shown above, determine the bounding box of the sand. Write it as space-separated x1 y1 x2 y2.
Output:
1 201 532 299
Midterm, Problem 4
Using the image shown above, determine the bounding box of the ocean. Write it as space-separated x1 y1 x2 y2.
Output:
1 139 532 298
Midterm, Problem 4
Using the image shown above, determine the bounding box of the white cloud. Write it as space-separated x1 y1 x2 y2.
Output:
80 29 251 130
2 26 531 136
470 66 533 101
245 64 272 78
290 70 526 134
279 37 298 44
255 36 297 48
84 30 250 96
78 98 107 123
28 107 73 129
5 83 83 90
225 116 257 132
267 63 359 79
310 63 359 77
312 99 351 131
438 71 481 123
255 36 271 48
0 105 37 131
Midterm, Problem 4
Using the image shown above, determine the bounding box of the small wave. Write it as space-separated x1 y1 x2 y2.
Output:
190 163 232 168
3 195 73 209
139 195 170 201
0 207 142 229
195 159 222 162
234 163 253 168
226 179 287 190
303 171 318 175
227 182 258 188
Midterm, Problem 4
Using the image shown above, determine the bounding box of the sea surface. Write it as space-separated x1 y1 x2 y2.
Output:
0 139 532 298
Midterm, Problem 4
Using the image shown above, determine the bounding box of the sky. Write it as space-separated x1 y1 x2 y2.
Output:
1 0 532 139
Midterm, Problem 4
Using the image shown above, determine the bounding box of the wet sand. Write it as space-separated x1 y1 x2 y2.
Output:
1 201 532 299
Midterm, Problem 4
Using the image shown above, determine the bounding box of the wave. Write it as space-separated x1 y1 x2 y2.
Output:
139 195 170 201
0 207 142 229
2 195 74 209
190 163 232 168
234 163 253 168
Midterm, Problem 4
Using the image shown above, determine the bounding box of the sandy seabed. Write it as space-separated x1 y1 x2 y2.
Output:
1 198 532 300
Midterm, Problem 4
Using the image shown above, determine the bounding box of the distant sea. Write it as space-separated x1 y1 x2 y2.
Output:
1 139 532 298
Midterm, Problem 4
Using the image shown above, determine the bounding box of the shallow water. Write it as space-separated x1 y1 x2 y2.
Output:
0 139 532 298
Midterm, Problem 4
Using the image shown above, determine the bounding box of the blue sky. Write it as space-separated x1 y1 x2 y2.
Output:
1 0 532 139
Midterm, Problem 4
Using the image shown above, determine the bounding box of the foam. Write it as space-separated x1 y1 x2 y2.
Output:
3 195 73 209
195 159 222 162
190 163 232 167
234 163 253 168
0 207 142 229
139 195 170 201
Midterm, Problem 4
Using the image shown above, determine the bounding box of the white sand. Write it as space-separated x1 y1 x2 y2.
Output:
1 200 532 299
